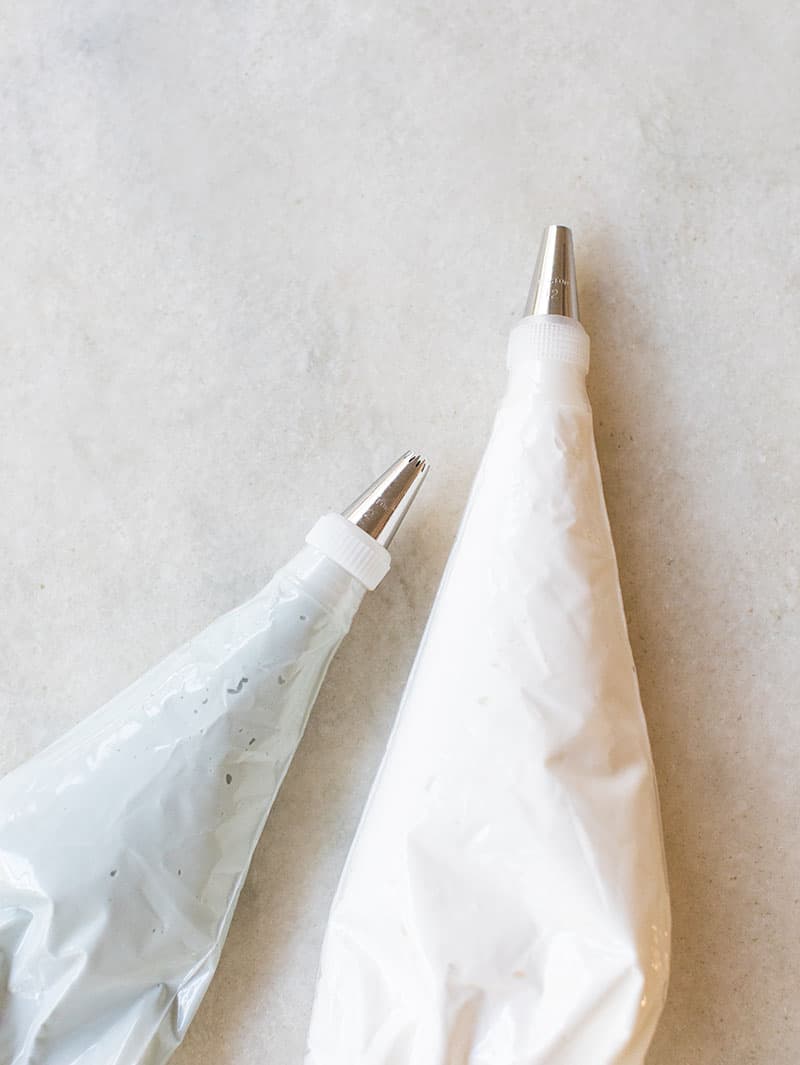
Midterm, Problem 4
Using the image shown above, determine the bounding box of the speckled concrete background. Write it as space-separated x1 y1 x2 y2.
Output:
1 2 798 1061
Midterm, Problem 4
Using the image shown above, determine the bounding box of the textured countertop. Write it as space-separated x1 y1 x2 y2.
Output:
2 2 798 1062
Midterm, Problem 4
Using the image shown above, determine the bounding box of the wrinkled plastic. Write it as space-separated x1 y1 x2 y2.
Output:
0 544 365 1065
306 317 671 1065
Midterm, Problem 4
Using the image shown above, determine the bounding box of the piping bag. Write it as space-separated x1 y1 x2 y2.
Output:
306 228 671 1064
0 452 428 1065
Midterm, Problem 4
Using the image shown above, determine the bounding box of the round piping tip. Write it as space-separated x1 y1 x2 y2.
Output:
524 224 580 321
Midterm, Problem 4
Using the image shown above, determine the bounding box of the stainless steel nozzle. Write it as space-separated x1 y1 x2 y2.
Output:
525 224 580 320
343 451 429 547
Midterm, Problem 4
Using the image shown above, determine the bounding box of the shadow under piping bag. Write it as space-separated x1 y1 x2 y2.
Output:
0 453 428 1065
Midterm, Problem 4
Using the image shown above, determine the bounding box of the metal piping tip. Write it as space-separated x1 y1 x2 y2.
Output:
343 451 429 547
524 224 580 320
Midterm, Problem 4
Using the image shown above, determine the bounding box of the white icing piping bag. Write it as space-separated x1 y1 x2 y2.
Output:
0 452 428 1065
306 227 671 1065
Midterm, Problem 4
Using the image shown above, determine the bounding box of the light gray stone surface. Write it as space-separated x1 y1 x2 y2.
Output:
1 2 798 1062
